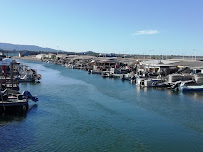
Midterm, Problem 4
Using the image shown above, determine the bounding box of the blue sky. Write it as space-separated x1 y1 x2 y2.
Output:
0 0 203 55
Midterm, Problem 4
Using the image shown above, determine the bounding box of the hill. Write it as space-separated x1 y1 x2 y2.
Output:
0 42 63 52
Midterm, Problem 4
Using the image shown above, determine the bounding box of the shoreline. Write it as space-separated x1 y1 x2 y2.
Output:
13 56 42 62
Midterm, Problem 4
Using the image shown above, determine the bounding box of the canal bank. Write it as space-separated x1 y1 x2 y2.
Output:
0 59 203 152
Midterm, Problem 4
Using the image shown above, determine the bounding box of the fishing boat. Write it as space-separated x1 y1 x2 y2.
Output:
0 89 38 112
19 72 41 82
18 67 41 82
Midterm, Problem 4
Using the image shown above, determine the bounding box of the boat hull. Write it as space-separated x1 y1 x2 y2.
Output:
180 86 203 91
0 102 28 112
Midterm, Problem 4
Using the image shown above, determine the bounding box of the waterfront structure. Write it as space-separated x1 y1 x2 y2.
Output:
36 54 46 59
36 53 56 60
33 54 203 91
167 74 193 84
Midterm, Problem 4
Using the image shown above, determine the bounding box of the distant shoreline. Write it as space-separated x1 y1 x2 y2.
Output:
13 56 42 62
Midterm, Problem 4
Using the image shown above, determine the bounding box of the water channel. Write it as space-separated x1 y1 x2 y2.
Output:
0 60 203 152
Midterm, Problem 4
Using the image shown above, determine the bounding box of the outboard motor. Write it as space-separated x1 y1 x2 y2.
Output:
23 91 38 102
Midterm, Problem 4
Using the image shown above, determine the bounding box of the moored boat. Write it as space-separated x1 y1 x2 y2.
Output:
179 80 203 91
0 89 38 112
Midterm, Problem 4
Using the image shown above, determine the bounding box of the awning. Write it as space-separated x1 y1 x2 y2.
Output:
0 58 13 65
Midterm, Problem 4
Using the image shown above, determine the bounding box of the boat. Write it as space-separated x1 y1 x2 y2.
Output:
0 89 38 112
18 67 41 82
120 73 131 80
19 73 41 82
179 80 203 91
140 78 169 87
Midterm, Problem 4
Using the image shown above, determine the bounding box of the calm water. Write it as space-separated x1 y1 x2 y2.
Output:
0 60 203 152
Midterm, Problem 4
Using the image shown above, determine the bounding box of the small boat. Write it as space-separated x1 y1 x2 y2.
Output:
19 73 41 82
179 80 203 91
18 69 41 82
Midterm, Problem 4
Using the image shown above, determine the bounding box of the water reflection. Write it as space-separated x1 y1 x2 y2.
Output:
182 92 203 100
137 86 203 100
0 104 38 126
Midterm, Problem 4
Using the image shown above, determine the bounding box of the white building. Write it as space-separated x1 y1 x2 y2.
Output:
36 54 46 59
36 53 56 59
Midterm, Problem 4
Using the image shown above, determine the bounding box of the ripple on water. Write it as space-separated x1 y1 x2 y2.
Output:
0 60 203 152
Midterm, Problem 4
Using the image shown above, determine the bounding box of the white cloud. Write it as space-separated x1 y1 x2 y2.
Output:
132 30 159 36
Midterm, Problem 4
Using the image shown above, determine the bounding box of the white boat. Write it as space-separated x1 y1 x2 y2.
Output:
19 68 41 82
179 80 203 91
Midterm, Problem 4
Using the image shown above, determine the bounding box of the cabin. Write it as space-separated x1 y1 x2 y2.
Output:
91 58 118 72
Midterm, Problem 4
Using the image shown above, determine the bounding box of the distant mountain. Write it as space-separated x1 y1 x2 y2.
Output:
0 42 63 52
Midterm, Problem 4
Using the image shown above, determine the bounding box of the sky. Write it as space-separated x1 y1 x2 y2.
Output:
0 0 203 55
